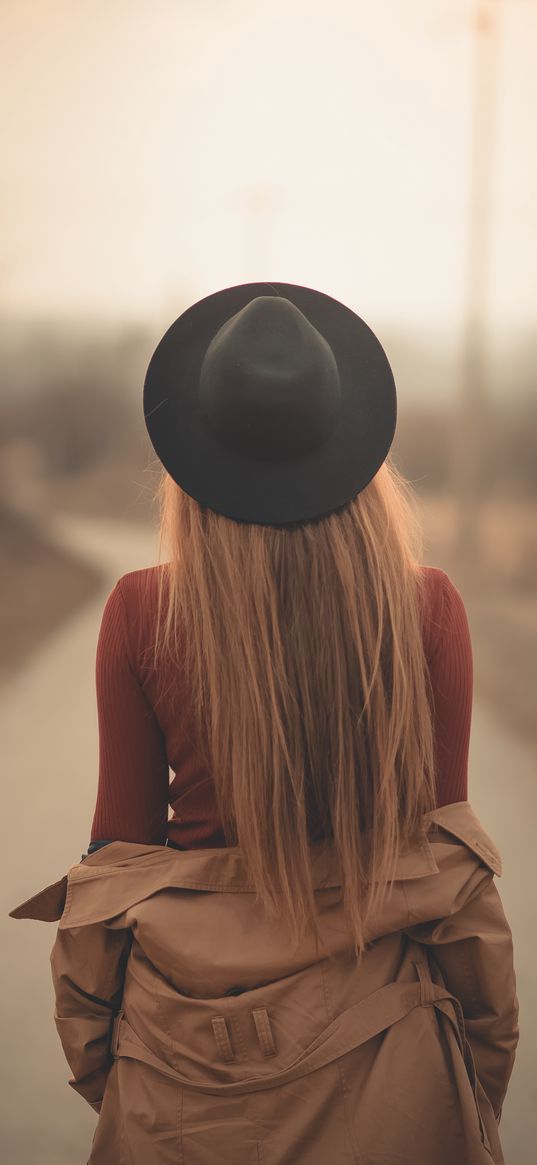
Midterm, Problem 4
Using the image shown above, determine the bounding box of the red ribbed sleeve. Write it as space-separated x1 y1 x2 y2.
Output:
427 571 473 807
90 581 170 845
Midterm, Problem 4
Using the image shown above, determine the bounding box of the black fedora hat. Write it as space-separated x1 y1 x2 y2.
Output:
143 281 397 526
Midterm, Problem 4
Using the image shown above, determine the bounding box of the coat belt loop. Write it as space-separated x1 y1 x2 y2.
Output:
412 960 434 1006
211 1015 235 1062
251 1007 277 1058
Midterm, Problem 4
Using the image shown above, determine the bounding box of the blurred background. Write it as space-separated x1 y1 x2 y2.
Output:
1 1 535 1162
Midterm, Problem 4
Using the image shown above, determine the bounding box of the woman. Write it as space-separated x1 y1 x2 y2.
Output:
9 283 519 1164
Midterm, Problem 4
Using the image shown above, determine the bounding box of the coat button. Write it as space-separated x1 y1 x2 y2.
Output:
224 985 246 996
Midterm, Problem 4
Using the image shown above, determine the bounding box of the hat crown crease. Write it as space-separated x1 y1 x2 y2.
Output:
199 296 342 462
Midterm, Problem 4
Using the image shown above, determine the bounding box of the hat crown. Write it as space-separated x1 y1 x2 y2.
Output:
199 296 342 462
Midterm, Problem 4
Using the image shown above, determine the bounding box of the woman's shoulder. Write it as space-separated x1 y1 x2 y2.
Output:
419 565 470 661
419 563 466 602
100 566 169 679
115 561 167 605
110 565 168 639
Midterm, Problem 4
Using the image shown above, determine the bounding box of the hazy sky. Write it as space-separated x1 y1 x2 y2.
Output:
2 0 536 336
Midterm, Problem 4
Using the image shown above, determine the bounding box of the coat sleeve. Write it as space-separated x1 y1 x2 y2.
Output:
49 920 133 1113
403 859 519 1124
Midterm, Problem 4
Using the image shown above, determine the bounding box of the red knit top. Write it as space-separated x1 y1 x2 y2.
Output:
89 565 473 849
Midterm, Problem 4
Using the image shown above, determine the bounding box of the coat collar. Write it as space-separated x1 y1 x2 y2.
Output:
8 800 501 927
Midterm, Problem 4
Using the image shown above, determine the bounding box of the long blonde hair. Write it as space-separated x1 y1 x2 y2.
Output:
149 452 437 962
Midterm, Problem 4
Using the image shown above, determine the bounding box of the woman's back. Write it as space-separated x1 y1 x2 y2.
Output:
90 562 473 851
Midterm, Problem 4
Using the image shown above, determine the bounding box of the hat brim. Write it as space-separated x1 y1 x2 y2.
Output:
143 281 397 525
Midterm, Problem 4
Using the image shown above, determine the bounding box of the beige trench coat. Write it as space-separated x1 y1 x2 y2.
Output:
9 800 519 1165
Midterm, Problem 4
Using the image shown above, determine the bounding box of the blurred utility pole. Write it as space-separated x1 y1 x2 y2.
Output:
451 0 500 564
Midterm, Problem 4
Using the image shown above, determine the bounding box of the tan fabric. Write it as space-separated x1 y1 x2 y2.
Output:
9 800 519 1164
